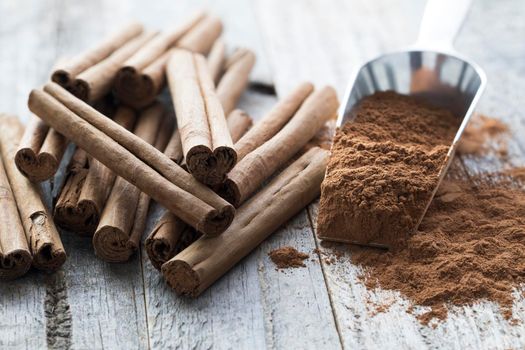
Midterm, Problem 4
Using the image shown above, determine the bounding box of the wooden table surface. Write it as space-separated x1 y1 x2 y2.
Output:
1 0 524 349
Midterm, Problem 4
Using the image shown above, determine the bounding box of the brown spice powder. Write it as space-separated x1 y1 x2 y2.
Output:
458 114 509 157
317 91 459 248
268 246 309 269
351 179 525 325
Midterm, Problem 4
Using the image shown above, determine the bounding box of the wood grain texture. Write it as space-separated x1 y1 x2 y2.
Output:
0 0 57 348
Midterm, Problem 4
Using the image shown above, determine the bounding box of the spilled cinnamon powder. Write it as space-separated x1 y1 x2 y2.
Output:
269 246 309 269
317 91 459 248
351 178 525 325
458 114 509 157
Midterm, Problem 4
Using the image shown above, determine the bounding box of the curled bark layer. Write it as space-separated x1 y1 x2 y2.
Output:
15 115 67 182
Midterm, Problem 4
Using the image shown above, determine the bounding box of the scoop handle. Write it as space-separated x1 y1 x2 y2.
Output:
416 0 472 51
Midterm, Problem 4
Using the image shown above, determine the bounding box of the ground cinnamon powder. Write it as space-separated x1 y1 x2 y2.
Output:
458 114 509 157
350 178 525 325
317 91 459 248
268 247 309 269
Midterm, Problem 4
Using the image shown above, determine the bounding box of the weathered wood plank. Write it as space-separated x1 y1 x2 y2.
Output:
257 0 525 348
0 1 59 348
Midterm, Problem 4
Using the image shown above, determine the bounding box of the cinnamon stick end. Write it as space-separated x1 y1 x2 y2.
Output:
70 79 90 102
51 69 71 88
186 145 237 186
54 200 100 236
0 250 32 280
93 227 134 263
161 259 200 297
217 178 241 208
33 244 67 272
114 67 157 109
145 237 173 270
15 148 58 182
199 203 235 236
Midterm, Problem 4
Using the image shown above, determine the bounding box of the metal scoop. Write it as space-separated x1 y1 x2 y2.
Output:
331 0 486 247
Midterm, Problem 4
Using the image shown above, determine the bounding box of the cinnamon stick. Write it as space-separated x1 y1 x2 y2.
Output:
167 49 236 185
29 85 234 236
93 103 165 262
207 39 226 84
145 211 199 270
217 48 256 116
113 12 206 109
220 86 338 207
0 115 66 271
15 114 67 182
228 109 253 144
127 114 175 252
52 21 144 87
145 110 252 269
235 82 314 161
161 147 329 296
69 31 157 102
54 107 137 235
164 129 184 164
177 15 223 55
0 154 32 280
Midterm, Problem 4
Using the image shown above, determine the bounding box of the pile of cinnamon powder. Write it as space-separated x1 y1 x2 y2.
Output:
317 91 459 248
351 178 525 324
269 246 309 269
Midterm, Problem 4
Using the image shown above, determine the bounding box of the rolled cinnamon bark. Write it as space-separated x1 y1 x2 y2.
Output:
54 107 137 235
52 21 144 87
0 116 66 271
168 49 236 185
29 87 234 236
217 48 256 116
113 12 206 109
145 211 199 270
0 154 32 280
177 15 223 55
119 113 174 254
15 115 67 182
145 110 251 269
228 109 253 144
220 86 338 207
164 129 184 164
93 103 165 262
207 39 226 84
235 82 314 161
162 147 329 296
69 31 157 102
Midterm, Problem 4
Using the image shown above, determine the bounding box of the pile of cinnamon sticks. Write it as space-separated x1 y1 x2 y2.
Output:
1 11 338 296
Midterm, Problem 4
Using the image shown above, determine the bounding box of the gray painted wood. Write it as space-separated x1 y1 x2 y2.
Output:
0 1 57 349
257 0 525 348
